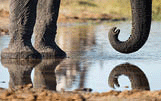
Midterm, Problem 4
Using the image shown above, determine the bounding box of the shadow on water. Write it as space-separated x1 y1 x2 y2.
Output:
0 21 161 92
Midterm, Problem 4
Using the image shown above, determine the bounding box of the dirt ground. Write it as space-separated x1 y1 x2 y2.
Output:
0 8 125 36
0 85 161 101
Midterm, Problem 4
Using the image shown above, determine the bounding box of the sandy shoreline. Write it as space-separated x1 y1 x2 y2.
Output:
0 85 161 101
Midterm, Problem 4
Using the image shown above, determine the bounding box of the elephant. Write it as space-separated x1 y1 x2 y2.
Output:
108 63 150 90
1 0 66 59
108 0 152 53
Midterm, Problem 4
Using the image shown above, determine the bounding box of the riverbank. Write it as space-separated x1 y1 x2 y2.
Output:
0 0 128 35
0 85 161 101
0 9 126 36
0 0 161 35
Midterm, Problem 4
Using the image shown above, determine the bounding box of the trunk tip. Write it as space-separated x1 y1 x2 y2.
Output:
109 27 120 36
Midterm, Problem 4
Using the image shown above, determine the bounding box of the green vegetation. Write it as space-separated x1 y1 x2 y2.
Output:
61 0 161 21
152 0 161 20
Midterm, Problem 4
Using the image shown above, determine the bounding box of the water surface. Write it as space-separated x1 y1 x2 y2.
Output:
0 21 161 92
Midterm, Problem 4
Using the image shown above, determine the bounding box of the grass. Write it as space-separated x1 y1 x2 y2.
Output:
61 0 161 21
152 0 161 20
0 0 161 21
60 0 131 19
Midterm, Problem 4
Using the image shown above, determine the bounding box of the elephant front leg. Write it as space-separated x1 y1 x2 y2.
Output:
34 0 66 59
1 0 41 59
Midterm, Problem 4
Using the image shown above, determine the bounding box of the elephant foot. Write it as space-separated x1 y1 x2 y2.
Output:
1 46 42 59
35 43 66 59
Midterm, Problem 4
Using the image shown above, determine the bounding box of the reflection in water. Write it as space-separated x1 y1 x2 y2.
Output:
108 63 150 90
55 25 96 91
1 58 64 90
34 59 64 90
0 57 90 91
1 59 40 89
55 58 81 90
56 58 90 91
57 25 96 56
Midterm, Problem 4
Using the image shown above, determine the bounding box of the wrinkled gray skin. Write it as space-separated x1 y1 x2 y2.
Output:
1 59 41 89
108 0 152 53
34 0 66 58
108 63 150 90
1 0 66 59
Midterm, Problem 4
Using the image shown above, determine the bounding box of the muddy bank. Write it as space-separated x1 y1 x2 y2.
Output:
0 85 161 101
0 8 126 36
0 9 9 35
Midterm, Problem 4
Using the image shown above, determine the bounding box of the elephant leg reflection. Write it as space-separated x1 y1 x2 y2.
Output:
34 59 64 90
108 63 150 90
1 59 40 89
55 58 81 91
55 59 93 92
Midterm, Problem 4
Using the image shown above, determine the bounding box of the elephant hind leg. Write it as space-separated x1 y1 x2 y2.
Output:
34 0 66 59
1 0 41 59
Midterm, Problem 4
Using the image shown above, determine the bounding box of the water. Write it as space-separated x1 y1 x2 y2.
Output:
0 21 161 92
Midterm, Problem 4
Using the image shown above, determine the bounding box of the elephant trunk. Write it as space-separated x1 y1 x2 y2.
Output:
108 63 150 90
108 0 152 53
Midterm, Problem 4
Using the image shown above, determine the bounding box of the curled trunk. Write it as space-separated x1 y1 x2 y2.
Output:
108 63 150 90
108 0 152 53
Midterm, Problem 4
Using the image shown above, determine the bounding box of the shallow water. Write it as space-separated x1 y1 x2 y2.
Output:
0 21 161 92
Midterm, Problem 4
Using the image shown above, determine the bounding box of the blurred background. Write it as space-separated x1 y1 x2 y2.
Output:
0 0 161 19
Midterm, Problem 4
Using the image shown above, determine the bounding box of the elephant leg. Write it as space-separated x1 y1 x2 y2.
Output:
1 0 41 59
34 0 66 58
